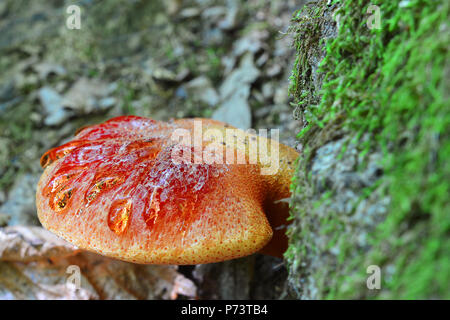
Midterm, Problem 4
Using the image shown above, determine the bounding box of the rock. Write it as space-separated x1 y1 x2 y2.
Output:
127 34 141 51
221 55 236 75
184 76 219 107
212 52 260 129
38 87 70 126
175 86 187 99
0 82 15 102
61 78 112 114
254 105 272 118
45 107 69 126
266 63 282 77
98 97 116 110
165 0 183 16
262 82 275 100
252 89 265 104
202 6 227 21
0 1 7 16
219 52 260 98
232 29 269 57
14 72 39 91
256 52 269 66
180 7 201 19
0 173 41 226
218 0 239 30
212 88 252 129
202 28 225 46
274 86 288 105
152 67 189 84
33 62 66 80
152 68 177 82
175 68 190 82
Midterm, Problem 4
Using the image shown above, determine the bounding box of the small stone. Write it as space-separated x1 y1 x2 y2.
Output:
202 28 225 46
180 7 201 18
175 68 190 82
33 62 66 80
266 64 282 78
202 6 227 20
98 97 116 110
184 77 219 107
252 89 265 104
274 86 288 105
256 52 269 66
0 173 41 226
61 78 110 114
38 87 70 126
128 34 141 51
254 105 272 118
46 108 70 126
175 87 187 99
218 5 238 30
152 68 178 82
232 29 269 58
212 53 260 129
262 83 274 100
219 53 260 99
212 88 252 130
0 82 15 102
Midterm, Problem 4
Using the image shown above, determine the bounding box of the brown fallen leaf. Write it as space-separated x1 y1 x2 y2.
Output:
0 226 78 262
0 226 197 300
0 260 97 300
65 252 197 300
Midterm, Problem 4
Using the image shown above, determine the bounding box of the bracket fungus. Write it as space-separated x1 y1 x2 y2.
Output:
36 116 299 265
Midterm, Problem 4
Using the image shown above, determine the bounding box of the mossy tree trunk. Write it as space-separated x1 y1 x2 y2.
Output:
286 0 449 299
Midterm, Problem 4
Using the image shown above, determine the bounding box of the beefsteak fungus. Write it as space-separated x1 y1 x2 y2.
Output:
36 116 299 264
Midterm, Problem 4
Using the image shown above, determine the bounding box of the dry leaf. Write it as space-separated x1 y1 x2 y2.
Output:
0 226 78 262
0 226 197 300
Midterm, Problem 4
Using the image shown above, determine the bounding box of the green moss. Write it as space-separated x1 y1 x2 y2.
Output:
288 2 327 122
287 0 449 299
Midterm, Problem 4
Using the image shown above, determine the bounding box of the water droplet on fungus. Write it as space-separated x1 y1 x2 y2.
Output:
50 187 74 213
85 176 123 206
108 198 132 235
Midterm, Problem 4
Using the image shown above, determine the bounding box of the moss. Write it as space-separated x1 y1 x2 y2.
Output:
287 0 449 299
288 2 329 122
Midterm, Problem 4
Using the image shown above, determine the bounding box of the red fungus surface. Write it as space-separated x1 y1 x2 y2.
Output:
36 116 299 264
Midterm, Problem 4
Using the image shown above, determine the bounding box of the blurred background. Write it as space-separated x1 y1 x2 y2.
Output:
0 0 304 299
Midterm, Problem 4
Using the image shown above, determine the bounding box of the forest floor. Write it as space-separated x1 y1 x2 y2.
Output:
0 0 303 299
